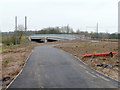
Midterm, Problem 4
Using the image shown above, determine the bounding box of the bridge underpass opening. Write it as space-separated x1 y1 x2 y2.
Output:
31 38 58 43
47 39 58 42
31 39 44 43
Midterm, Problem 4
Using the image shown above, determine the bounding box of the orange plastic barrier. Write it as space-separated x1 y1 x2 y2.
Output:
83 52 116 57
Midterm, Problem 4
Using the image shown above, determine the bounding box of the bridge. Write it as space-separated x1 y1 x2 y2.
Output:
29 34 85 43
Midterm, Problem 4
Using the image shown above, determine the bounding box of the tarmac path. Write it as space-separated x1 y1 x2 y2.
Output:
9 44 118 88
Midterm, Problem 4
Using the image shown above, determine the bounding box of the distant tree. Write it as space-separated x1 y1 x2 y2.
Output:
12 25 24 45
118 34 120 39
108 33 118 39
38 27 61 34
17 25 24 44
76 29 80 34
2 25 25 45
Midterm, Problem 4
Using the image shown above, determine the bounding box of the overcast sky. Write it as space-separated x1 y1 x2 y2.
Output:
0 0 119 33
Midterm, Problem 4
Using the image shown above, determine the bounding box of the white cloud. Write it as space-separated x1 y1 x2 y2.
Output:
0 0 119 33
0 0 118 3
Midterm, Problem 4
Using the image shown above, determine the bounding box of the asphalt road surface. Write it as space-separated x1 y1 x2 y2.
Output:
9 44 118 88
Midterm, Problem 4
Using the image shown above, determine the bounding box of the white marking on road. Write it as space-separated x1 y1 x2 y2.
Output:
71 59 87 70
79 64 86 69
85 71 96 78
91 72 95 74
95 74 110 81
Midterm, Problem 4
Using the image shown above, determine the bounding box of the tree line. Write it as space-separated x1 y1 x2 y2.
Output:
37 27 119 39
2 25 119 46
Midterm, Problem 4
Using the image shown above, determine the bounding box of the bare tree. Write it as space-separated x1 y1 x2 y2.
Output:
11 25 24 45
17 25 24 44
76 29 80 34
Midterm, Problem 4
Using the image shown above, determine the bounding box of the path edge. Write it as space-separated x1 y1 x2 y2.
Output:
53 45 119 85
5 50 34 89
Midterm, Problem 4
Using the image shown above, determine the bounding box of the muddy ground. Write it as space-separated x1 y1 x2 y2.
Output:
54 39 119 81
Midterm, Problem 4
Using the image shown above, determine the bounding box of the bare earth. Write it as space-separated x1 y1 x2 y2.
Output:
54 39 119 81
1 43 45 88
1 41 76 88
1 39 119 88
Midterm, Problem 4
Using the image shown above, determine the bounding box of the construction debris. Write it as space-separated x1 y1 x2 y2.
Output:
97 64 119 68
83 52 116 57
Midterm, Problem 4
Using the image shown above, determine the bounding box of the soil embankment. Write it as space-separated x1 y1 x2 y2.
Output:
54 39 119 81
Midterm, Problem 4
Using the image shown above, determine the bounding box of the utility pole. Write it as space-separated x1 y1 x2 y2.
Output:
25 16 27 52
15 16 17 50
96 23 98 39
